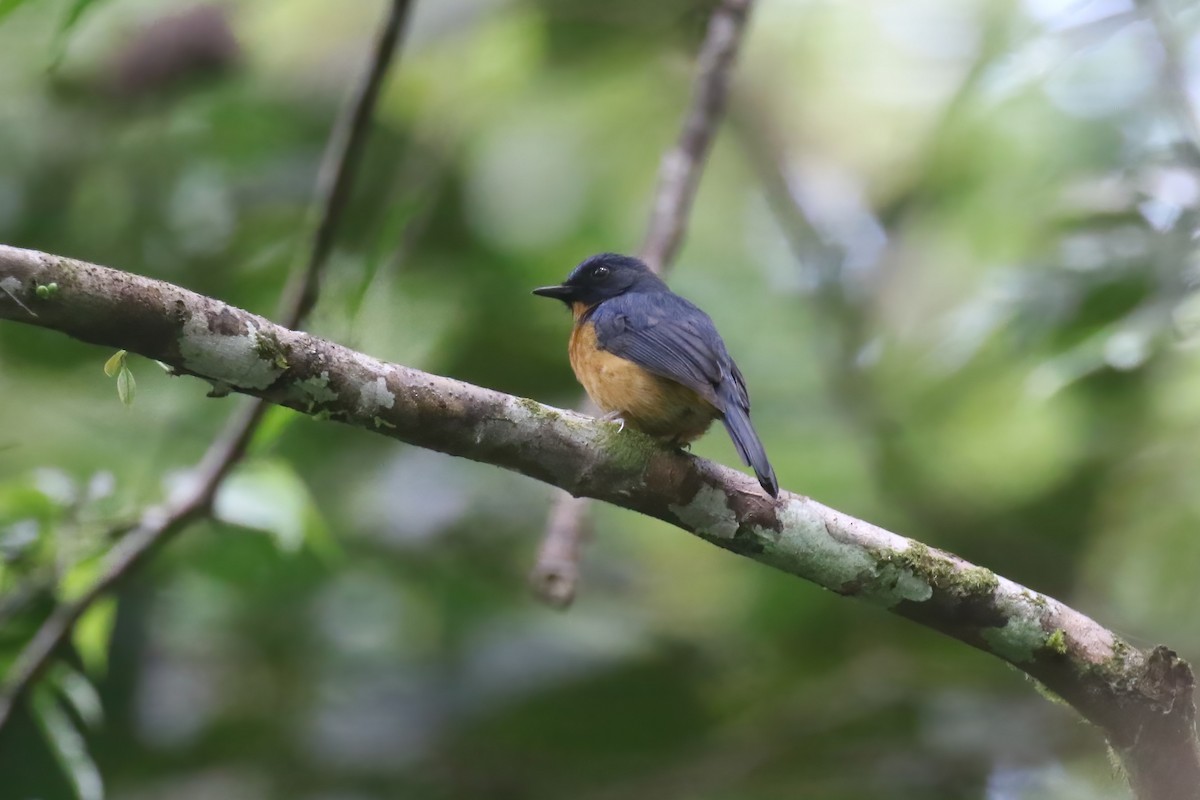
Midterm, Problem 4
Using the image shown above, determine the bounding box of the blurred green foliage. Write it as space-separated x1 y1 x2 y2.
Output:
1 0 1199 798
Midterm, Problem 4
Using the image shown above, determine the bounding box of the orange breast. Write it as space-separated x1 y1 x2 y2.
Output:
568 311 718 444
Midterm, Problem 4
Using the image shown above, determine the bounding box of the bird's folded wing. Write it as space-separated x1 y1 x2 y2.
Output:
591 295 734 408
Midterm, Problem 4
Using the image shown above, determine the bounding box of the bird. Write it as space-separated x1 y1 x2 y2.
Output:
533 252 779 497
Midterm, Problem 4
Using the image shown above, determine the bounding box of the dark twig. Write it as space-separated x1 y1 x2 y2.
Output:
279 0 413 326
640 0 753 272
529 0 757 607
0 0 415 735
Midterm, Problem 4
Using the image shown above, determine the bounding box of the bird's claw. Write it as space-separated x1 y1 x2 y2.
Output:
601 411 626 433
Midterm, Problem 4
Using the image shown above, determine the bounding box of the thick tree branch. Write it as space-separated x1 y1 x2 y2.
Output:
531 0 756 606
1 245 1197 798
0 0 414 735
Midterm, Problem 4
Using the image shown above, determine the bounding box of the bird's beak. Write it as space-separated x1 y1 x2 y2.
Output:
532 284 575 301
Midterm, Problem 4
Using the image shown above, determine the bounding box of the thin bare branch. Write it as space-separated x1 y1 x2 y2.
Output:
1 244 1196 799
0 0 415 735
640 0 754 273
279 0 415 327
530 495 592 608
530 0 757 607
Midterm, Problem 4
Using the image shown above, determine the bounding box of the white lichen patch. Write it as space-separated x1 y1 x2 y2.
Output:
358 376 396 416
868 555 934 606
753 500 932 608
0 275 34 316
753 499 875 589
982 614 1046 664
295 371 338 406
670 484 740 539
179 314 282 389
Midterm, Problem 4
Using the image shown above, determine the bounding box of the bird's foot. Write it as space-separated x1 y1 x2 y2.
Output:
600 410 626 433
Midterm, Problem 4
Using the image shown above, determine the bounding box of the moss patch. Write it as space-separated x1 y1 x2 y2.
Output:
1045 628 1068 656
896 542 999 600
597 424 657 471
254 331 289 370
516 396 556 420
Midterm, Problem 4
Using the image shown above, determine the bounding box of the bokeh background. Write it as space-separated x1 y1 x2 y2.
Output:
1 0 1199 797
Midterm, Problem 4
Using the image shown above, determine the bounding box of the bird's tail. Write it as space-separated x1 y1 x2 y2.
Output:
721 403 779 497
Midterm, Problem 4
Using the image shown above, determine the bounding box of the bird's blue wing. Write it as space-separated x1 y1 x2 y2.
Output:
589 293 746 410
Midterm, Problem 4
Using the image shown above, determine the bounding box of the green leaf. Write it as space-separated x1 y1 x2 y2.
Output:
73 598 116 677
0 481 62 520
214 459 331 555
116 365 135 407
58 555 101 602
250 405 303 453
102 350 125 378
51 664 104 728
31 685 104 800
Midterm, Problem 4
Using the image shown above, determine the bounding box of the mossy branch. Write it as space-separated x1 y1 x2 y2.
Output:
0 243 1197 799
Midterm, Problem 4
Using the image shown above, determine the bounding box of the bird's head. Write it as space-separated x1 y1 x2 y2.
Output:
533 253 665 310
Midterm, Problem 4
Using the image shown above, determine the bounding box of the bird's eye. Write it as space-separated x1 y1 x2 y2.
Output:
593 266 609 279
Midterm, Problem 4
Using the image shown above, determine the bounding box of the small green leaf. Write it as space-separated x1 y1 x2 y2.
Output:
73 599 117 678
116 366 135 407
31 685 104 800
102 350 126 378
